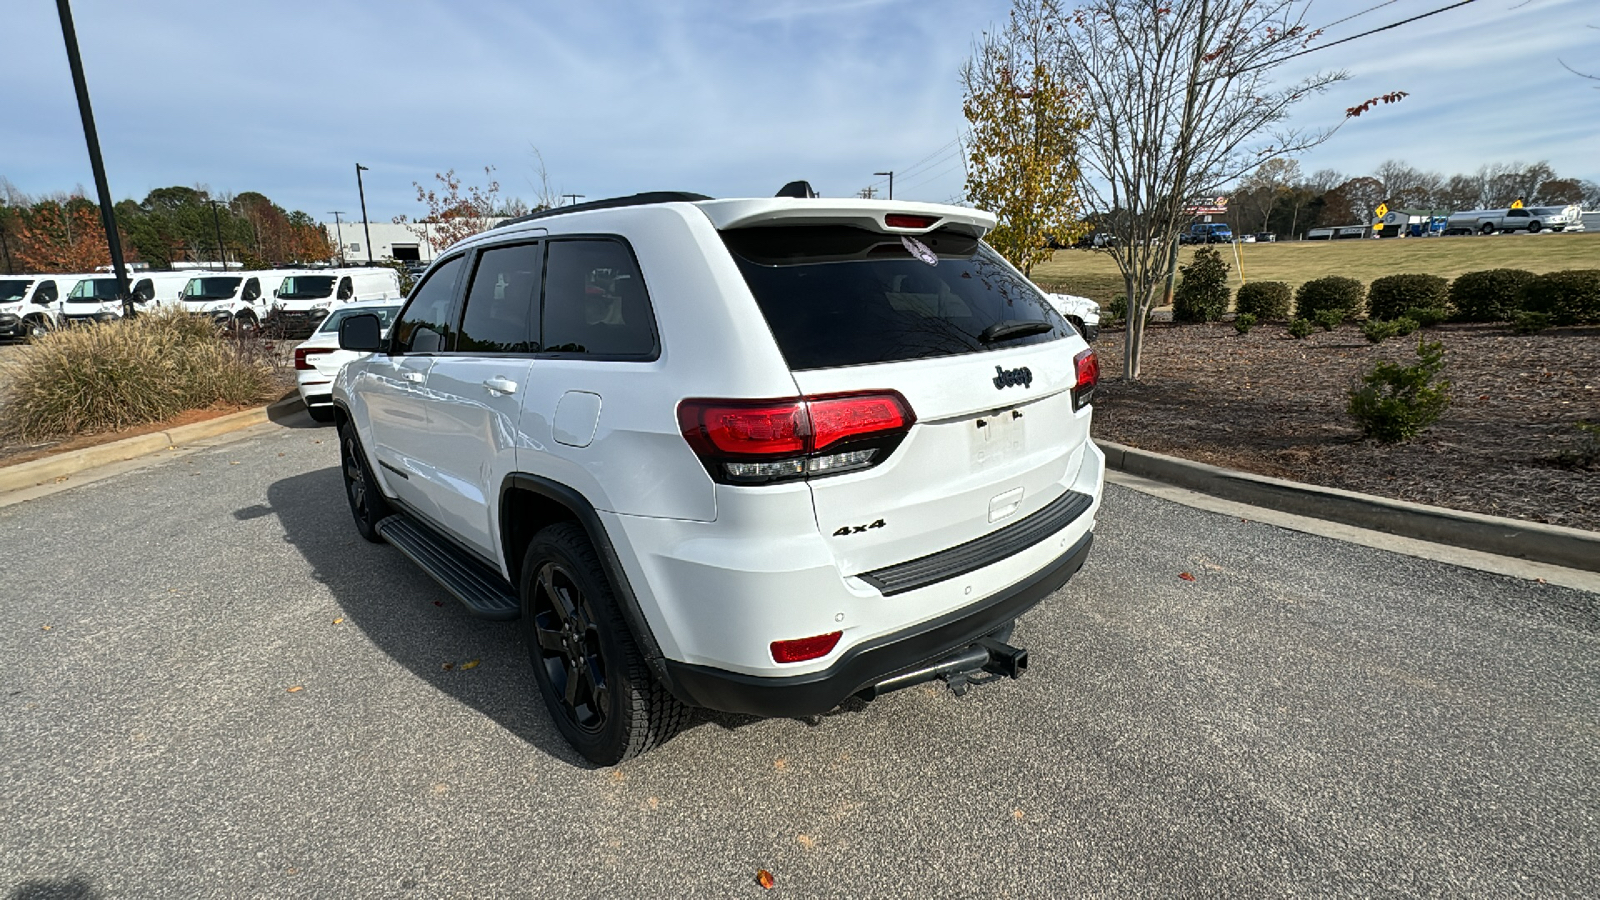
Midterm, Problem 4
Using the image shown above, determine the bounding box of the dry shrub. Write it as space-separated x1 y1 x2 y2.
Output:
1 308 279 440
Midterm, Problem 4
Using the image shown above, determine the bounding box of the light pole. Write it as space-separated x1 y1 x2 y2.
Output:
208 200 227 270
329 211 346 266
875 171 894 200
355 163 373 265
55 0 132 314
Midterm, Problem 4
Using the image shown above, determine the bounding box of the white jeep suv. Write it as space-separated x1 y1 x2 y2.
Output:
331 191 1104 764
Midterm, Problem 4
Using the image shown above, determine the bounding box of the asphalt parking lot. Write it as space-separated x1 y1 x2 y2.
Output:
2 424 1596 898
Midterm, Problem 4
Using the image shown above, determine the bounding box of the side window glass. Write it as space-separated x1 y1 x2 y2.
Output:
337 277 353 300
391 255 464 354
243 278 261 301
541 239 656 358
133 279 153 302
458 243 541 354
38 281 57 303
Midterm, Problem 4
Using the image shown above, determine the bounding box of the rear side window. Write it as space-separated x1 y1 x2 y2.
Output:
458 243 541 353
722 226 1070 370
541 239 656 358
391 255 464 354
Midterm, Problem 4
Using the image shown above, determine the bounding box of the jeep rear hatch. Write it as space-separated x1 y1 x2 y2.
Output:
716 223 1094 584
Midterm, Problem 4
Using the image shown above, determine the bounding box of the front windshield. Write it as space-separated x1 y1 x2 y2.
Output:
278 276 336 300
0 280 32 303
67 278 121 302
182 277 242 300
317 304 401 334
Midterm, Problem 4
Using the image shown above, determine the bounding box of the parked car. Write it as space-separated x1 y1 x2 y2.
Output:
178 270 296 332
0 275 67 339
1045 292 1101 341
1445 206 1580 235
1181 223 1233 244
59 274 126 326
1254 232 1277 243
266 268 403 337
330 190 1105 764
293 298 403 422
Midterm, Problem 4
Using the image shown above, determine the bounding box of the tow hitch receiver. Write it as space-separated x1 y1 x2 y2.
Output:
858 636 1030 701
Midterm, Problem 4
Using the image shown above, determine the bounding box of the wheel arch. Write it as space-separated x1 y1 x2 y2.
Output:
499 473 670 676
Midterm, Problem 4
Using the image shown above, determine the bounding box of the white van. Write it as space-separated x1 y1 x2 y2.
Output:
129 272 196 310
178 270 295 332
59 271 197 325
0 275 69 339
266 267 403 336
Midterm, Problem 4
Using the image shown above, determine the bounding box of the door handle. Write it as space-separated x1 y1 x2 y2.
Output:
403 371 425 384
483 376 518 395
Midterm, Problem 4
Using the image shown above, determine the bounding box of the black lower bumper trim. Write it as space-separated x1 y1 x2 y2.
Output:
661 529 1093 718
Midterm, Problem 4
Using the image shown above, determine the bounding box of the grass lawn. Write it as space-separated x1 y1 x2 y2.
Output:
1031 230 1600 306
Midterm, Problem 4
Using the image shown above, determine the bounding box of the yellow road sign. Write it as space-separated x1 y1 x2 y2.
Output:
1375 203 1389 218
1511 199 1524 209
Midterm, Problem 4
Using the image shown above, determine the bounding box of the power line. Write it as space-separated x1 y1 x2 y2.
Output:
1315 0 1401 34
1237 0 1478 74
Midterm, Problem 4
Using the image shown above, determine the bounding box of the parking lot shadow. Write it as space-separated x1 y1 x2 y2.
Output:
265 390 323 429
263 466 589 766
7 876 100 900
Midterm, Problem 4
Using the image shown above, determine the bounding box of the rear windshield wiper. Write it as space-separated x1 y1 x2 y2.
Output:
979 320 1054 344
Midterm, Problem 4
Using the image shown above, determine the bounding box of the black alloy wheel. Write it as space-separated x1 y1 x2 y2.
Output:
339 422 389 542
529 562 610 732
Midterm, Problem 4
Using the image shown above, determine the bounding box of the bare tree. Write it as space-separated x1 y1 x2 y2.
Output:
1060 0 1347 379
527 144 562 212
1239 157 1300 232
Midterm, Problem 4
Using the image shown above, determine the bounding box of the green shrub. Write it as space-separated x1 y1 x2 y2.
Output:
1287 318 1313 339
1295 275 1365 321
1553 421 1600 469
1172 247 1231 323
1313 309 1344 332
1393 316 1418 337
0 308 280 441
1234 281 1292 321
1404 306 1448 327
1233 313 1257 334
1512 311 1551 334
1363 316 1421 343
1105 294 1127 325
1368 274 1448 321
1520 269 1600 325
1347 338 1451 443
1448 268 1535 322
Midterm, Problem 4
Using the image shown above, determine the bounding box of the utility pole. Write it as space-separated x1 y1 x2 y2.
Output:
208 200 228 271
561 194 585 207
329 211 346 266
875 171 894 200
55 0 133 315
355 163 373 265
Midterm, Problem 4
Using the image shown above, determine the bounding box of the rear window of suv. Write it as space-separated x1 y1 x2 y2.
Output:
722 225 1070 370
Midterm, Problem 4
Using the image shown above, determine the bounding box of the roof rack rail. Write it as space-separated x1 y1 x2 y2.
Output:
493 191 714 229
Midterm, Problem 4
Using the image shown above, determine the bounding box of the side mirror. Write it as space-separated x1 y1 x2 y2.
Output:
339 313 383 352
272 289 279 298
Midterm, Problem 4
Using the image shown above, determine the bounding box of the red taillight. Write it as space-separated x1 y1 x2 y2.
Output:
1072 348 1098 411
678 392 915 484
884 214 940 230
771 631 842 663
294 347 335 370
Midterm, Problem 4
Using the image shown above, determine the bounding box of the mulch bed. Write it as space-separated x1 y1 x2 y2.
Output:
1091 321 1600 533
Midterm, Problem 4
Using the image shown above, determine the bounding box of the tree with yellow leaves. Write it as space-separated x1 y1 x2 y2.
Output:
962 0 1088 276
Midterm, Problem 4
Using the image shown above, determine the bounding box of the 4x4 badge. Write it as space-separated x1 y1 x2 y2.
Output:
993 365 1033 389
833 519 886 537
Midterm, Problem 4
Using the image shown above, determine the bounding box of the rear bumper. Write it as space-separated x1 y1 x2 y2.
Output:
662 530 1093 717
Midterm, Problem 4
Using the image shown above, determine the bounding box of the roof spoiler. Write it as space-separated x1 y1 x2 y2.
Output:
493 191 713 229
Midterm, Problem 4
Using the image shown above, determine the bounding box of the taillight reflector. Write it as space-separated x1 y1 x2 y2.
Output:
771 631 842 663
678 392 915 484
884 214 940 230
294 347 335 370
1072 348 1098 410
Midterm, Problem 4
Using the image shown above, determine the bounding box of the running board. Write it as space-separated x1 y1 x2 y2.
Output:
375 514 520 620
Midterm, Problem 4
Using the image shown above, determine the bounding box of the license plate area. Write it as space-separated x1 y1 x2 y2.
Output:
969 407 1025 469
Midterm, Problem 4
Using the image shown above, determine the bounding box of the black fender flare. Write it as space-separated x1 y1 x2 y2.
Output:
498 473 674 689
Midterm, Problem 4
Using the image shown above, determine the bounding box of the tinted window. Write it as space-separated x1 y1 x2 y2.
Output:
541 239 656 358
458 243 540 353
279 276 335 299
337 277 353 300
0 280 31 303
722 226 1070 370
243 278 261 301
37 281 57 303
183 277 241 299
132 279 153 302
391 255 463 354
68 278 121 301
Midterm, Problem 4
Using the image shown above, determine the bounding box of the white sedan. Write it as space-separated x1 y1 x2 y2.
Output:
293 299 402 422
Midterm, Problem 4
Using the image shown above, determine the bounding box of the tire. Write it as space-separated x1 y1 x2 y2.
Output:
24 316 51 340
1527 221 1541 234
232 312 259 336
520 522 688 765
339 422 390 543
1479 223 1495 235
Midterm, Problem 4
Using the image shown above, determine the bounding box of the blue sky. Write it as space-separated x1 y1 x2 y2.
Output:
4 0 1597 221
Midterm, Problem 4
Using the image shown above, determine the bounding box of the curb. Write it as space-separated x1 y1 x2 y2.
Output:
1099 440 1600 574
0 407 271 494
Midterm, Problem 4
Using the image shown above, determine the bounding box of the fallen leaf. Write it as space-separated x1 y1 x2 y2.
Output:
1535 578 1548 585
229 461 240 466
797 834 815 850
1012 808 1024 821
646 796 659 809
757 870 776 890
441 663 454 671
433 601 444 607
286 685 303 693
1179 572 1196 582
41 625 51 631
460 659 480 670
332 617 344 625
773 758 787 771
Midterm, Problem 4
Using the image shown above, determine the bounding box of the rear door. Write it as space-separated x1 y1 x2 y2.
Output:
721 225 1092 578
419 242 540 556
